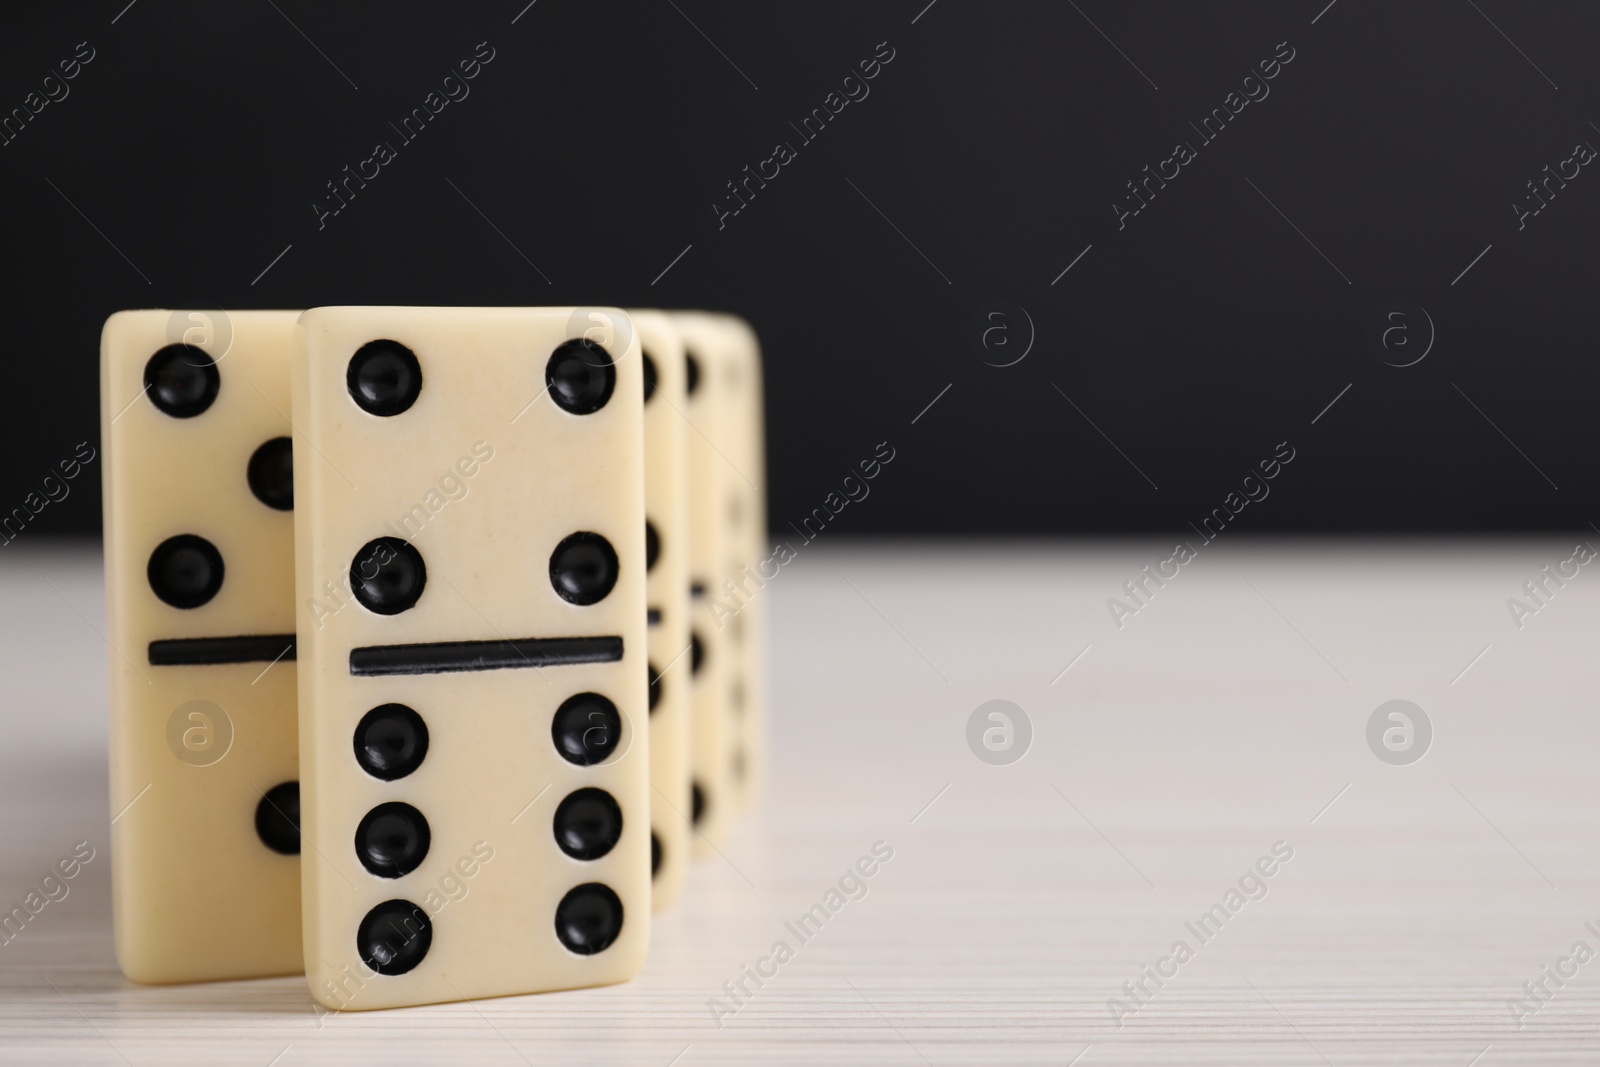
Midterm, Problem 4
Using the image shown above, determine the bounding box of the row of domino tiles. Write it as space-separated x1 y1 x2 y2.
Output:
100 307 765 1010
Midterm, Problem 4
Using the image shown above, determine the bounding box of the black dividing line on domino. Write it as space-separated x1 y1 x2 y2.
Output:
148 634 297 666
349 636 623 677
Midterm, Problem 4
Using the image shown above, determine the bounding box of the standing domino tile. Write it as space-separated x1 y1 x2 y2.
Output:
628 311 692 910
710 314 767 816
292 307 650 1010
671 313 732 854
101 310 303 983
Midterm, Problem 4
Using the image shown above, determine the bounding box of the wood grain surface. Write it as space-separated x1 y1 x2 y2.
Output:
3 540 1598 1065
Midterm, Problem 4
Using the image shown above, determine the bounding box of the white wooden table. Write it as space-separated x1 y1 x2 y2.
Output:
3 540 1598 1065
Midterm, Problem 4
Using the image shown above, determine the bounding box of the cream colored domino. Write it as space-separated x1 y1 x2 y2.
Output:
292 307 650 1010
628 311 691 911
671 313 731 854
101 310 303 984
710 314 767 817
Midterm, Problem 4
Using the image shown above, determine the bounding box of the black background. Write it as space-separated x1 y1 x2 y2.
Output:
3 1 1596 539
